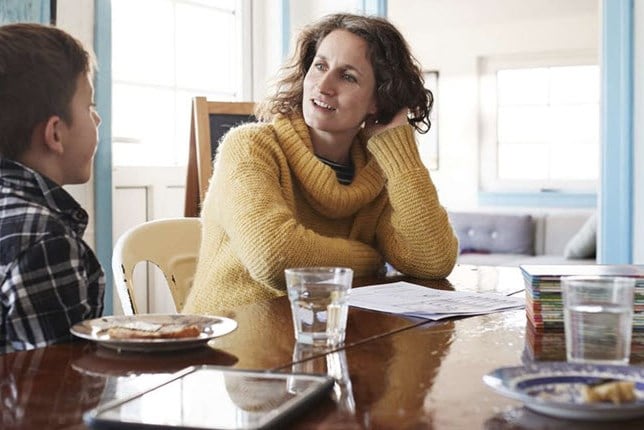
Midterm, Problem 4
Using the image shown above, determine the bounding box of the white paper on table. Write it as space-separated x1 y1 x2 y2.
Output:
348 281 525 320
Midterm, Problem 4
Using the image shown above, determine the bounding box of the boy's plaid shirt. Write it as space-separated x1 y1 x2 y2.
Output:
0 158 104 354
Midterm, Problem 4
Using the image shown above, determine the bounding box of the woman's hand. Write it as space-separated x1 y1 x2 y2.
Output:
363 108 409 140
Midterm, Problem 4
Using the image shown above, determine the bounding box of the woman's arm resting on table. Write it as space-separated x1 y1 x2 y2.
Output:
368 123 459 278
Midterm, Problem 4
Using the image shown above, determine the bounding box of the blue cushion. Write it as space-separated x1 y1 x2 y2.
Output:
449 212 535 255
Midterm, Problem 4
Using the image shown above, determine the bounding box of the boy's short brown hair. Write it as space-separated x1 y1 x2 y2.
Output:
0 23 94 159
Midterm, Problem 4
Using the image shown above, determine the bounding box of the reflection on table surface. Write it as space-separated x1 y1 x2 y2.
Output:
2 265 643 429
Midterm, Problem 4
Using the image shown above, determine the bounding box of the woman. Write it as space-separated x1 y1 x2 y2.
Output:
184 13 459 314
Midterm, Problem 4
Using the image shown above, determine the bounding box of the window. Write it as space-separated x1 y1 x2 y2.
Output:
479 53 599 193
111 0 250 166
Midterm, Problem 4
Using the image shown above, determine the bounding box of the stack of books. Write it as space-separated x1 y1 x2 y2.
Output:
523 323 565 362
523 324 644 363
520 264 644 362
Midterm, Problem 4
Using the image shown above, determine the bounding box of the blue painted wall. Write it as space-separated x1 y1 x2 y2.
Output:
94 0 113 314
0 0 50 24
600 0 633 264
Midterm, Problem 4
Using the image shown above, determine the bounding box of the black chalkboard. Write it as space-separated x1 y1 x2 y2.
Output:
208 113 256 160
184 98 256 217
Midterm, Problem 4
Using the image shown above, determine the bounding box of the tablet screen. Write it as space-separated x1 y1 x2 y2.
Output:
85 366 334 430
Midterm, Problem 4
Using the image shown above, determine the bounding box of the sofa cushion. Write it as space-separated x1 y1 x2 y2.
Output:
542 211 594 255
564 213 597 259
449 212 534 255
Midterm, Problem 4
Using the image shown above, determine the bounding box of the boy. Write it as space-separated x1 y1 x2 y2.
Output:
0 23 105 353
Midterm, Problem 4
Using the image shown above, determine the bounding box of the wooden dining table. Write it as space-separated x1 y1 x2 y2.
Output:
2 265 643 429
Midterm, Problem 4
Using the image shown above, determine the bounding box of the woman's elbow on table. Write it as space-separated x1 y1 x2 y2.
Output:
392 236 459 279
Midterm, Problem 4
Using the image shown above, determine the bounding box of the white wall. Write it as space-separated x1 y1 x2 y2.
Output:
249 0 283 101
251 1 370 100
388 0 599 209
56 0 96 247
289 0 362 38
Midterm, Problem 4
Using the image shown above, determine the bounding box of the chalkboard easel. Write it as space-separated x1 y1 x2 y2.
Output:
184 97 256 217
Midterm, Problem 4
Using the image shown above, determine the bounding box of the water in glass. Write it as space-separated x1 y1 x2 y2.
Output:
564 303 633 364
288 282 349 346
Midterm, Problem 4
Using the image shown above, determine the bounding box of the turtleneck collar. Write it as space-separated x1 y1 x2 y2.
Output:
273 113 385 219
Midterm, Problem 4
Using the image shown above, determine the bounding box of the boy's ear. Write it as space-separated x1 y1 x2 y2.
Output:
43 115 64 155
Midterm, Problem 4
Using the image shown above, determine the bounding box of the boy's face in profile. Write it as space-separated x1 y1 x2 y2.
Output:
58 73 101 184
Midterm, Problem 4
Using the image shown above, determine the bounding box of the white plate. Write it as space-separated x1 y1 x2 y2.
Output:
71 314 237 352
483 362 644 420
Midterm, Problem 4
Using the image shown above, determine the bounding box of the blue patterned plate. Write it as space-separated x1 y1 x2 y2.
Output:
483 362 644 420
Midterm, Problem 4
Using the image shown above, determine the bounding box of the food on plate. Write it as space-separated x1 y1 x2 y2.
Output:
106 321 201 340
581 380 636 404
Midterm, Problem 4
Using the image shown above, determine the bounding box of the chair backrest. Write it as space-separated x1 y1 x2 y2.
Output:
112 217 202 315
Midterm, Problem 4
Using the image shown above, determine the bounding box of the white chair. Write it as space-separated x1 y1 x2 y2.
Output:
112 217 202 315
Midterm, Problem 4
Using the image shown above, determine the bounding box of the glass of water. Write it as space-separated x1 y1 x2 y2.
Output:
561 276 636 364
285 267 353 347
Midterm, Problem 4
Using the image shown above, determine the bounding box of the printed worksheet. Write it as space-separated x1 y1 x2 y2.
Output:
348 281 525 320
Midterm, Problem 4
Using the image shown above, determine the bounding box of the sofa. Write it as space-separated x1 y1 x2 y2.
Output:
448 209 596 266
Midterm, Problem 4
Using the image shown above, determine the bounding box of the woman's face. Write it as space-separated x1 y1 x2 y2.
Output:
302 29 378 141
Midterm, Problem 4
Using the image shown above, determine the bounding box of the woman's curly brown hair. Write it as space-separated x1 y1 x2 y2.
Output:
255 13 433 134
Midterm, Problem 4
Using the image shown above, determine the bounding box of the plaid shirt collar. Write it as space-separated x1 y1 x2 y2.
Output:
0 157 88 235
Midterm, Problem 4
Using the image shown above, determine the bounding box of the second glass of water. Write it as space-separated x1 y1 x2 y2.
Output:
561 276 635 364
285 267 353 347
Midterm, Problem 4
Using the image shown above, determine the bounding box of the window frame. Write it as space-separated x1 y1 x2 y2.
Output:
478 50 599 193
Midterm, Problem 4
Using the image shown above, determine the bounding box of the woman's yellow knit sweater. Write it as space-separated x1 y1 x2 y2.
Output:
183 113 458 315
